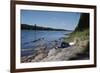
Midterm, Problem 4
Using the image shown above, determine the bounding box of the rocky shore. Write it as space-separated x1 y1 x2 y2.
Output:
21 38 89 63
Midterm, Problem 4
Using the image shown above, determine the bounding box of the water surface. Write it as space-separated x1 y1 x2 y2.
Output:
21 30 71 56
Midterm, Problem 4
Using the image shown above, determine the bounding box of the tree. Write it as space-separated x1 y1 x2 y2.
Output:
75 13 89 31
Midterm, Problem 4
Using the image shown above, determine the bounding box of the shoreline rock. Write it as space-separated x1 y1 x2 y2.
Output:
21 39 89 63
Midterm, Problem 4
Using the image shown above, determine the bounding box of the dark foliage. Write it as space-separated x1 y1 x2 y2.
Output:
75 13 89 31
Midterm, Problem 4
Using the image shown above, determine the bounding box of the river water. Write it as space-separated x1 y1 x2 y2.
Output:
21 30 71 56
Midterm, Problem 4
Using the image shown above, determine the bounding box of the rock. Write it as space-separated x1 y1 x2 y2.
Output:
35 46 47 54
48 48 57 56
61 42 70 48
30 47 48 62
21 56 28 63
22 40 89 62
31 53 47 62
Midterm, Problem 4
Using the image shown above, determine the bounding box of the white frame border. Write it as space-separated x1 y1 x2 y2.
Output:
15 4 94 69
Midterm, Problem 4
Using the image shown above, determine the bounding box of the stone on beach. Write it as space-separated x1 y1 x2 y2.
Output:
31 53 47 62
21 39 89 62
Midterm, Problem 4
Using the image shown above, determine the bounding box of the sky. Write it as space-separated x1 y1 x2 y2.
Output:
21 10 81 30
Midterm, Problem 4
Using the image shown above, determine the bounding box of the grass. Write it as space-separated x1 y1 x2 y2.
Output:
63 29 89 43
63 29 90 60
63 29 89 53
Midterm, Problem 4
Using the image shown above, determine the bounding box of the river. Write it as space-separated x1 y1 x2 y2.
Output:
21 30 71 56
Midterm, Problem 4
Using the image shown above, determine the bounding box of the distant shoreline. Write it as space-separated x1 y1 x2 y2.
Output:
21 24 73 31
